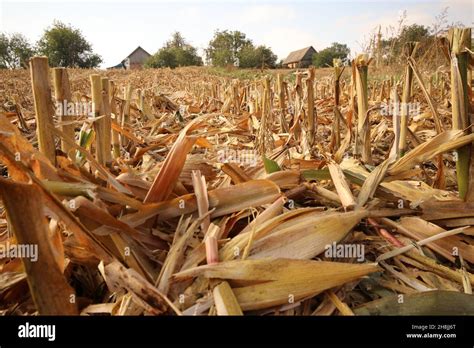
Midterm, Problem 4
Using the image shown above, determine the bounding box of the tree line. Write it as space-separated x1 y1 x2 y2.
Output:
0 20 436 70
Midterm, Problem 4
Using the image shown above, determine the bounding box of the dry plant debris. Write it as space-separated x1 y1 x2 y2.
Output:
0 34 473 316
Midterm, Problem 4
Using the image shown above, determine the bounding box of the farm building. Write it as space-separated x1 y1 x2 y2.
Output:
108 46 151 70
282 46 316 68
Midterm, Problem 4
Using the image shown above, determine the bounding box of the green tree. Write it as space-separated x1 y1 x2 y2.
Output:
312 42 350 68
381 24 432 61
0 34 7 68
238 45 259 68
145 48 177 68
398 24 430 43
145 32 202 68
253 45 277 68
206 30 277 68
37 20 102 68
239 45 277 68
0 33 35 68
173 46 203 66
205 30 253 66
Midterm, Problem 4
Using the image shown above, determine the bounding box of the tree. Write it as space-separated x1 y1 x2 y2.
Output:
0 33 11 69
37 20 102 68
398 24 430 43
238 45 259 68
380 24 432 62
0 33 35 68
206 30 277 68
205 30 253 66
145 48 177 68
165 32 187 49
254 45 278 68
239 45 277 68
312 42 350 68
145 32 203 68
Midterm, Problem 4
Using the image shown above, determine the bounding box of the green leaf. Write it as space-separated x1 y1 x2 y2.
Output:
76 127 95 165
79 128 95 148
263 155 281 174
301 168 331 181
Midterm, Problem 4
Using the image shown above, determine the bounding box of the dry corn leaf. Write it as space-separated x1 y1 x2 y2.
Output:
213 281 243 315
357 158 391 207
122 179 281 227
145 116 208 203
247 209 368 260
101 261 178 315
172 258 380 310
388 131 474 175
399 217 474 263
328 162 356 209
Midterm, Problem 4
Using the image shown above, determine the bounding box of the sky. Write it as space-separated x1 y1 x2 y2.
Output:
0 0 472 67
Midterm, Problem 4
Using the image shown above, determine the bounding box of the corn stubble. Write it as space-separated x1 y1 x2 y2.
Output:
0 33 473 316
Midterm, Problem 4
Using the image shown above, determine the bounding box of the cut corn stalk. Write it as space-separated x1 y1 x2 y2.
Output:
30 56 56 165
399 42 419 156
0 179 78 315
52 67 75 155
448 28 472 200
355 54 372 164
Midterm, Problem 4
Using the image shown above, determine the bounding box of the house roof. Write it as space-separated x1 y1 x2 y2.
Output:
107 63 123 69
107 46 152 69
126 46 152 59
282 46 316 64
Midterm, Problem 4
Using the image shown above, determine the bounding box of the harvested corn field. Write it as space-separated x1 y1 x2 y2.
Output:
1 32 474 320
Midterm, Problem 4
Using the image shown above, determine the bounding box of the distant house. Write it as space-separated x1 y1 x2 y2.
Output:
282 46 316 69
108 46 151 70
